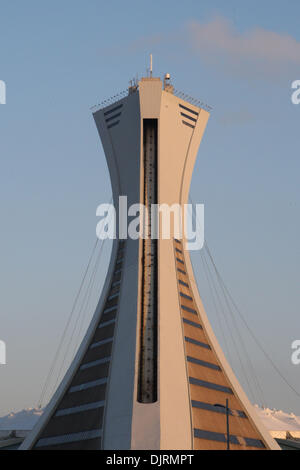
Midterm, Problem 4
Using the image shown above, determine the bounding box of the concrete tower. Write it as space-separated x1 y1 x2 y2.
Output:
21 72 280 450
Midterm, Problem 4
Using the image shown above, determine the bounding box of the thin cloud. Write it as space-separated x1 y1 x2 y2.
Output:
187 17 300 65
98 17 300 81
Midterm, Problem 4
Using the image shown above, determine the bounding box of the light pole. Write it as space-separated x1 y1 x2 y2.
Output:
214 399 230 450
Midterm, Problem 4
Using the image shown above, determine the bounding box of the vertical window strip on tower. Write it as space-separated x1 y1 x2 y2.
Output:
138 119 158 404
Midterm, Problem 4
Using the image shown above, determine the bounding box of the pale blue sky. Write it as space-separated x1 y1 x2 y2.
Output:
0 0 299 416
